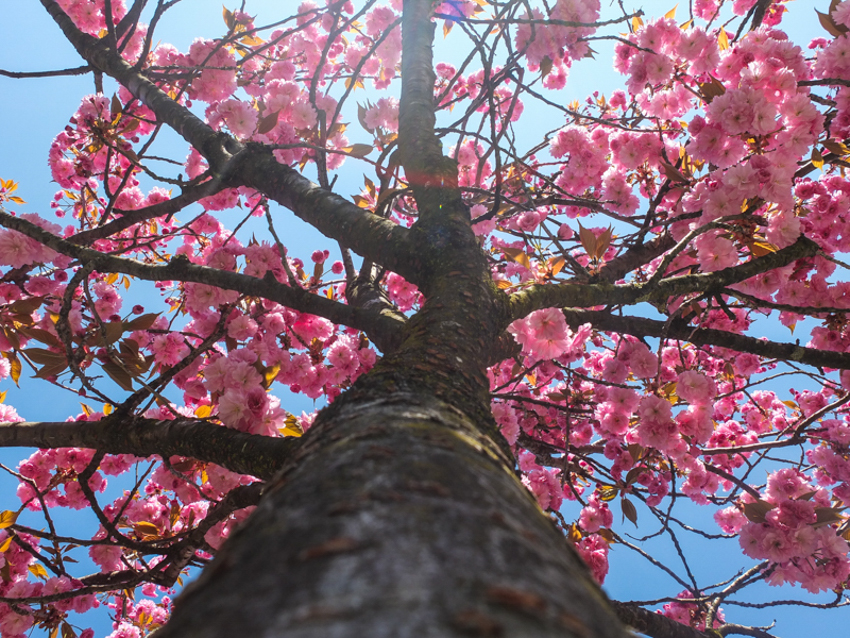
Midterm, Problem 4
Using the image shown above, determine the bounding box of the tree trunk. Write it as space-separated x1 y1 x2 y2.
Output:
156 390 627 638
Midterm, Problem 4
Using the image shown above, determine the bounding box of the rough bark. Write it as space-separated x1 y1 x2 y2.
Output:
157 393 627 638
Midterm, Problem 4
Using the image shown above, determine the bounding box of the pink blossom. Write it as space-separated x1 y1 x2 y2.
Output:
766 210 801 248
579 494 613 533
576 534 609 584
509 308 571 361
0 215 59 268
493 402 520 445
635 395 680 451
524 467 563 510
696 233 738 272
292 313 334 341
0 404 23 422
216 100 258 139
0 608 34 636
89 543 124 571
186 39 237 102
290 101 317 129
836 1 850 28
620 341 658 379
151 333 189 367
676 371 716 405
227 315 259 341
107 622 141 638
714 505 747 534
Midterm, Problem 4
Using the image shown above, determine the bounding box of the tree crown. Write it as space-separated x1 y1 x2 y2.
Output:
1 1 849 637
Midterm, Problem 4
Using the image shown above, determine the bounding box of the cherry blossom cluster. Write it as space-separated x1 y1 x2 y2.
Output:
659 591 725 632
3 1 850 635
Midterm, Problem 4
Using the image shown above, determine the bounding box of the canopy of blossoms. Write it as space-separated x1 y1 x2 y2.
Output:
0 0 849 637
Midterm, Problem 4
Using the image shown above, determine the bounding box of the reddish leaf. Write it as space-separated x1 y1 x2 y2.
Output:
742 500 775 524
256 110 280 135
577 223 597 259
621 497 638 527
817 9 848 38
124 313 160 331
103 362 134 391
345 143 373 158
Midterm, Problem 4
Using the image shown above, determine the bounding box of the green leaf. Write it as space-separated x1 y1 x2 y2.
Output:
7 354 21 387
822 139 850 156
280 413 304 437
111 93 122 119
660 160 689 184
34 359 70 380
502 247 531 270
0 534 14 553
598 486 618 502
624 467 645 486
627 444 643 462
133 521 161 539
8 297 45 316
358 103 374 133
15 326 62 348
28 563 48 580
595 226 613 260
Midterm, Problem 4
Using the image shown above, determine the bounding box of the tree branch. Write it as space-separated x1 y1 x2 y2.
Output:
68 178 226 244
560 308 850 370
0 418 295 480
717 624 780 638
0 65 90 78
610 601 709 638
595 232 677 284
508 236 819 322
398 0 465 230
0 209 406 352
399 0 449 180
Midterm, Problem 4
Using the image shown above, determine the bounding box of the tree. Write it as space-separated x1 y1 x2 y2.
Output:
0 0 849 636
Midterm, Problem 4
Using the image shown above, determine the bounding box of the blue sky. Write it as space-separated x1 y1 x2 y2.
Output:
0 1 847 636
